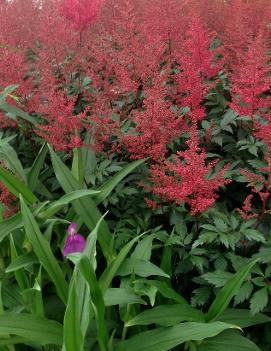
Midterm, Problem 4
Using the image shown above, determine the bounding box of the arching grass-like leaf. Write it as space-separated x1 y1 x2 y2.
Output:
114 322 238 351
49 145 112 261
206 259 258 321
20 196 68 304
0 314 63 346
63 274 84 351
0 213 22 243
38 189 101 219
0 166 37 204
126 304 205 327
94 159 146 205
27 142 48 191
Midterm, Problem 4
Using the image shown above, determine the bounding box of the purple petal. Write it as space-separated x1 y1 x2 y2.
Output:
63 234 86 256
68 222 77 236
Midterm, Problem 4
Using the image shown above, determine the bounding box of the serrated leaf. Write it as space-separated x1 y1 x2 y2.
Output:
253 247 271 264
202 271 233 288
250 288 268 315
234 282 253 305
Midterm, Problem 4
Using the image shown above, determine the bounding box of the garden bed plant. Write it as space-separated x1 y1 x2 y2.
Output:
1 0 271 350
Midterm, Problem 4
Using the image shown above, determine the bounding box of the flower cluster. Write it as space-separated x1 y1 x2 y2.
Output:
2 0 271 216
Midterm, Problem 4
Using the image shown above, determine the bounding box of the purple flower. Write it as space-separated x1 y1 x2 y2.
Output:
63 222 86 256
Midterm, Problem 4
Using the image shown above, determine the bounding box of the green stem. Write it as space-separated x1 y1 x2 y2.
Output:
121 305 131 341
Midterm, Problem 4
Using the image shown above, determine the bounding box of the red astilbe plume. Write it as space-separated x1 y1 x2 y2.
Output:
94 0 165 93
60 0 105 31
143 0 189 60
149 126 230 215
123 71 185 160
37 91 85 150
0 182 17 218
230 31 271 128
176 16 220 123
221 0 271 66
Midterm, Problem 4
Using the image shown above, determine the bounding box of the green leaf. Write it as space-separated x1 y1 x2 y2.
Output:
0 166 37 204
197 330 261 351
0 336 30 347
20 196 68 304
94 159 145 205
244 229 265 243
126 304 205 327
234 282 253 305
206 259 258 321
201 271 233 288
253 247 271 263
27 143 48 191
0 85 19 101
72 147 86 186
9 236 27 290
132 235 153 261
0 313 63 345
0 140 26 182
144 280 188 305
49 145 112 261
104 288 144 306
38 189 101 219
218 309 271 328
6 252 38 273
250 288 269 315
114 322 238 351
118 258 170 278
72 255 108 351
64 275 84 351
0 213 22 243
99 234 144 293
0 102 37 125
75 271 91 339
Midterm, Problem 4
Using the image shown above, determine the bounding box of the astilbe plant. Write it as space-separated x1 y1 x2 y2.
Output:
2 0 271 216
123 71 185 160
230 31 271 129
176 16 220 123
149 126 230 215
60 0 105 31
